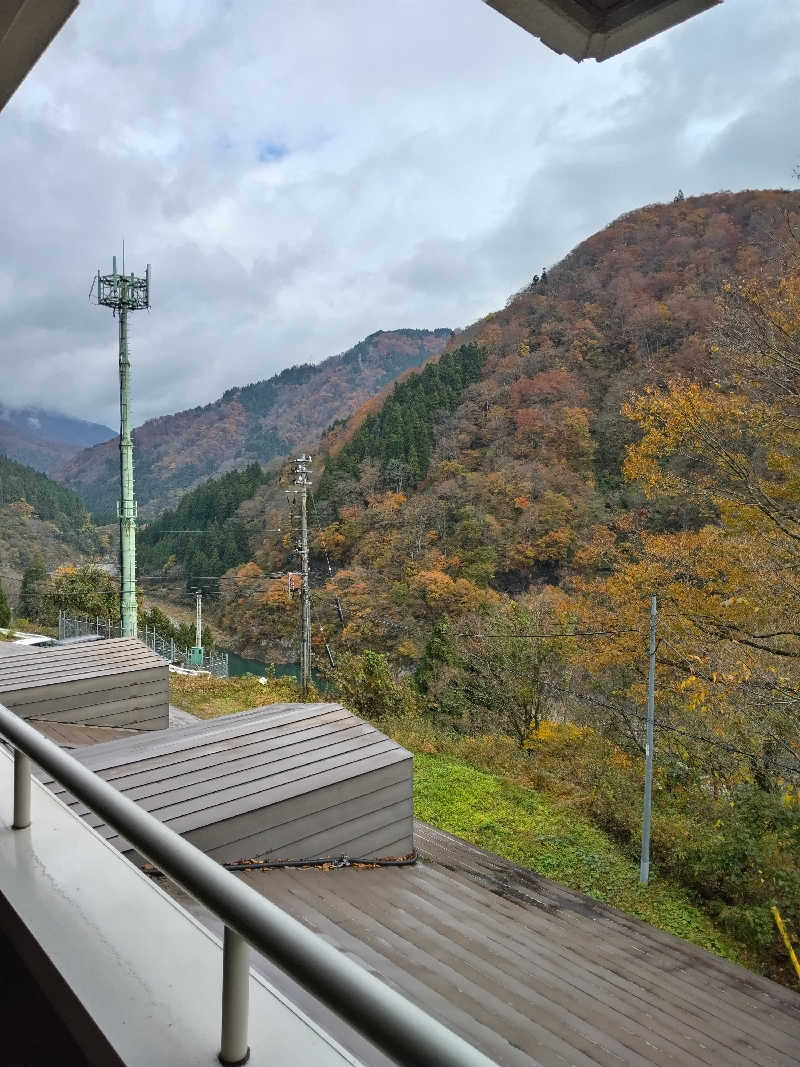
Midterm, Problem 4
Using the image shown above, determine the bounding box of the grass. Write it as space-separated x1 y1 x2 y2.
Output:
169 671 309 718
413 752 752 967
8 618 59 638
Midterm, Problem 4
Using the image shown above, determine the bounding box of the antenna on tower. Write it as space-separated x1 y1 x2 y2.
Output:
95 252 151 639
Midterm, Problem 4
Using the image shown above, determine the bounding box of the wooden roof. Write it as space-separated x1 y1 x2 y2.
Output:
168 820 800 1067
0 641 42 658
0 638 166 694
42 704 413 860
28 719 140 748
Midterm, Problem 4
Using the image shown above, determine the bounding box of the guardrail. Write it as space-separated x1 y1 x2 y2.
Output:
0 702 496 1067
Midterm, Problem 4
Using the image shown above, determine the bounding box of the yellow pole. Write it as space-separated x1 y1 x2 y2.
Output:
771 905 800 981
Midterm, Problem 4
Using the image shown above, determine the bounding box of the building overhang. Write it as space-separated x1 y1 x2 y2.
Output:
483 0 722 61
0 0 78 112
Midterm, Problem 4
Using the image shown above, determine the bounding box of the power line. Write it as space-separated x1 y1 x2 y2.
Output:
555 683 799 769
309 492 335 581
452 628 642 640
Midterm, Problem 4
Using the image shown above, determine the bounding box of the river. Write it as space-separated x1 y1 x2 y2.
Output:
225 650 326 688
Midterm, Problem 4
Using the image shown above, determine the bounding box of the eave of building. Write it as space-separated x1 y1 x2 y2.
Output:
484 0 722 61
0 0 78 113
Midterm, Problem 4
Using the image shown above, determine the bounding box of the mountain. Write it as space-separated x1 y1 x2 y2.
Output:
0 453 104 602
57 328 452 520
211 189 800 660
0 406 115 473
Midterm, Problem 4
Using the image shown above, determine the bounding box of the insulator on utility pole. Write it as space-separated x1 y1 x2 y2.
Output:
95 254 150 639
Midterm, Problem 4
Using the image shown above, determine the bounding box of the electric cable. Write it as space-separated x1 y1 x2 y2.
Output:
142 850 418 878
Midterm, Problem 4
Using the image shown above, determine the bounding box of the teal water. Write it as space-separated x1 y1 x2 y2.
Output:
225 650 326 688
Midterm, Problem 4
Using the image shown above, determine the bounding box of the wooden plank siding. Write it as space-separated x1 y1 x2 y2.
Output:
0 638 169 731
42 704 415 863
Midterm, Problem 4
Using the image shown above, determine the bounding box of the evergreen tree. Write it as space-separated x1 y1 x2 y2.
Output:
0 581 10 628
138 464 267 578
318 343 487 500
18 558 47 621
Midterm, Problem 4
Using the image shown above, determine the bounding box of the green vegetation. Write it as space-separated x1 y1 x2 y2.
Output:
319 343 486 495
138 463 268 584
8 618 58 638
0 453 100 552
48 564 119 622
18 561 119 627
0 581 10 627
140 604 215 653
18 558 48 620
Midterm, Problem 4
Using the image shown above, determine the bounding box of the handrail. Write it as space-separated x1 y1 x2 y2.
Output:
0 703 496 1067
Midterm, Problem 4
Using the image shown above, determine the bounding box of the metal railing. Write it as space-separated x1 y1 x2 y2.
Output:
58 610 229 678
0 703 496 1067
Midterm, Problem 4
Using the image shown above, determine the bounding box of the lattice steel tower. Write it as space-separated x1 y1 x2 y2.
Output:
95 255 150 638
289 455 312 697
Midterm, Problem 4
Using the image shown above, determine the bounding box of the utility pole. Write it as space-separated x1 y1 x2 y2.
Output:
640 595 657 885
96 254 150 638
289 456 312 698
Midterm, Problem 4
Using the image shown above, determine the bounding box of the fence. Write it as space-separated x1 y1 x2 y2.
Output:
58 611 228 678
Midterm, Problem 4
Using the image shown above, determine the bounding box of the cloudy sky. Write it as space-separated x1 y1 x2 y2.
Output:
1 0 797 428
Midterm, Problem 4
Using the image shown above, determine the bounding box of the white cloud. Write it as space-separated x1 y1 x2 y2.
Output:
0 0 797 427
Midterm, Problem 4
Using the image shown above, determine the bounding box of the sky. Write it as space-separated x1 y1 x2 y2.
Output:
0 0 798 429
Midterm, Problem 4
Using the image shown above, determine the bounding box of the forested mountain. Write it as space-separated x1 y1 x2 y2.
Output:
318 344 487 493
57 328 451 520
138 463 270 585
206 191 800 983
214 189 800 658
0 406 114 473
0 453 104 599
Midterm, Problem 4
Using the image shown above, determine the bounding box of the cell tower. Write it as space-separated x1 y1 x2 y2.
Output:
95 254 150 639
288 455 312 697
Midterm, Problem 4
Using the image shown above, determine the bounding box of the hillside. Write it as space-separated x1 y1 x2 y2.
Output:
58 328 452 520
0 453 104 600
212 189 800 660
137 463 270 583
198 190 800 987
0 406 114 473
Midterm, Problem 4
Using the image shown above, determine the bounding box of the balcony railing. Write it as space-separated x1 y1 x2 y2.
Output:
0 701 496 1067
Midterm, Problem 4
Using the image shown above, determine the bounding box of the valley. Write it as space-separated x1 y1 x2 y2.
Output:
56 327 452 520
3 188 799 987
